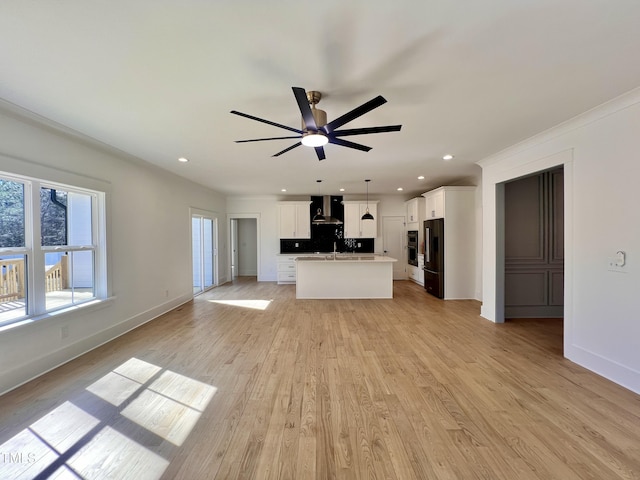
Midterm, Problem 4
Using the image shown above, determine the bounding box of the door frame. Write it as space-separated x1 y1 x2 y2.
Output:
483 149 573 330
226 213 261 281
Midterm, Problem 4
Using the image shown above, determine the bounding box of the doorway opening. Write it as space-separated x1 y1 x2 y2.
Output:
500 166 564 352
228 214 260 282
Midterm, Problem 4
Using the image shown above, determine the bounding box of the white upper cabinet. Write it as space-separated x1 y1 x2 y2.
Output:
406 197 419 224
278 202 311 239
423 189 445 219
405 196 426 229
342 201 378 238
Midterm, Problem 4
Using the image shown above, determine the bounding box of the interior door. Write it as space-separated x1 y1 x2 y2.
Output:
382 216 407 280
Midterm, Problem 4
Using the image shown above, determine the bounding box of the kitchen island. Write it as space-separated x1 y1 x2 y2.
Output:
295 254 397 299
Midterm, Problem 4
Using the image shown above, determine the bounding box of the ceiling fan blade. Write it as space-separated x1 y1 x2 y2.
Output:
323 95 387 132
332 125 402 137
314 146 326 161
328 137 372 152
235 135 302 143
292 87 318 131
272 142 302 157
230 110 304 134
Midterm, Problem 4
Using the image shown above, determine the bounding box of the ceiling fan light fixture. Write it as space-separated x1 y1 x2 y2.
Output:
231 87 401 160
301 132 328 147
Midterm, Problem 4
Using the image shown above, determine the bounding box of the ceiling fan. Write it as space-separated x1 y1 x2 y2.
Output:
230 87 402 161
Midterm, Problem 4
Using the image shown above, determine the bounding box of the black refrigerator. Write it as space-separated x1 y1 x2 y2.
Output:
423 218 444 298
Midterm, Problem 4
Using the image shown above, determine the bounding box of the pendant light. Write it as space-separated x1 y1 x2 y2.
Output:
361 179 374 220
312 179 325 221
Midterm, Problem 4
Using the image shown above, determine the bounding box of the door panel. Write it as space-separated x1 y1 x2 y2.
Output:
504 271 547 305
504 168 564 318
382 216 406 280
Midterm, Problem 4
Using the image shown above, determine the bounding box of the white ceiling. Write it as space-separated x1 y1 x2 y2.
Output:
1 1 640 198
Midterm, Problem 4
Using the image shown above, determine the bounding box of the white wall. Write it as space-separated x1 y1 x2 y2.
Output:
0 104 227 395
478 87 640 394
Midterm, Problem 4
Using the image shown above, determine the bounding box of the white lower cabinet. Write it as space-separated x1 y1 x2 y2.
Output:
409 254 425 286
277 255 298 284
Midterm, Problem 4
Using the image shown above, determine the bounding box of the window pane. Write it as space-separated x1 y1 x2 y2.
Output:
0 179 25 248
45 251 95 311
203 219 213 288
41 188 67 246
41 188 93 246
0 255 27 323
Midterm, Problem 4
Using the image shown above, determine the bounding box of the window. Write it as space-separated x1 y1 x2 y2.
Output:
0 174 106 327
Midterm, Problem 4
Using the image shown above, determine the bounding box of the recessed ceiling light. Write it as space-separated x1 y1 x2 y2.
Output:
339 188 345 192
418 175 425 180
442 154 454 161
281 189 287 192
178 157 189 163
397 187 404 191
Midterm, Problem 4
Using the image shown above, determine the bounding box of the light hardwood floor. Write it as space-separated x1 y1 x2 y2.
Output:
1 278 639 479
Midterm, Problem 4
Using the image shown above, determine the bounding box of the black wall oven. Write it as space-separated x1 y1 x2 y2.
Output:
407 230 418 266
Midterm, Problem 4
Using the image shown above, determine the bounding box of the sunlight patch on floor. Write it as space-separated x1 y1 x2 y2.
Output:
121 370 217 446
208 299 272 310
67 426 169 480
30 402 101 454
114 357 163 384
0 428 60 478
86 372 142 407
0 357 216 479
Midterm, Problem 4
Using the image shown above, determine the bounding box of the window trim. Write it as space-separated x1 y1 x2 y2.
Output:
0 172 108 328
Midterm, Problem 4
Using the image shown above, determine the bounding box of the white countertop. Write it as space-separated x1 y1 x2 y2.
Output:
295 254 397 263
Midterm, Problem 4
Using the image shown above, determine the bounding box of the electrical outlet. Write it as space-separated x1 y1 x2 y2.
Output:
165 290 169 298
60 325 69 339
607 260 626 273
607 251 627 273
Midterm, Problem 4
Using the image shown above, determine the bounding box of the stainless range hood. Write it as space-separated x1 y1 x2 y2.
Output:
311 195 343 225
